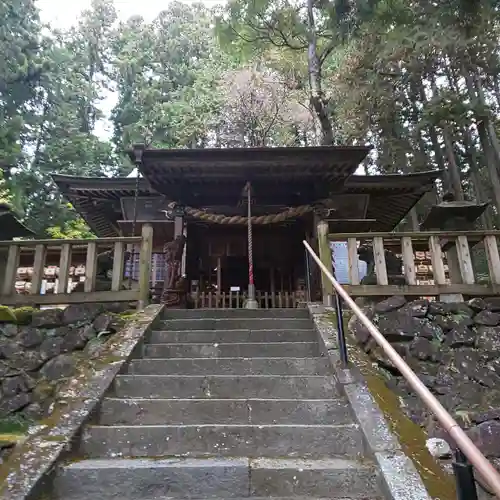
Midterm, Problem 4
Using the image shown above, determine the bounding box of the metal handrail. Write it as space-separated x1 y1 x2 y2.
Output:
303 239 500 498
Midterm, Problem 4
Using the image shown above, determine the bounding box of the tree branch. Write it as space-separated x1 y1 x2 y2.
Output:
319 41 336 65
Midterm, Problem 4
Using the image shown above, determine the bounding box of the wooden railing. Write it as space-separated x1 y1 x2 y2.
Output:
326 230 500 297
191 290 307 309
0 225 153 307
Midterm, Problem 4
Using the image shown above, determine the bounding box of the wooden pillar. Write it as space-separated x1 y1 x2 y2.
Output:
270 267 275 295
217 256 222 292
138 223 153 310
175 216 186 276
316 218 333 305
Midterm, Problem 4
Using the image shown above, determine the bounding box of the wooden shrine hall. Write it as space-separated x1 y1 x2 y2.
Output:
52 146 441 307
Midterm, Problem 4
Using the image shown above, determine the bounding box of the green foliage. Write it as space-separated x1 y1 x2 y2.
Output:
1 0 500 234
1 0 119 236
0 0 46 166
45 206 95 239
111 2 229 148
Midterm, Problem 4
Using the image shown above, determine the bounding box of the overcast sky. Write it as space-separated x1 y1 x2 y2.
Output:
36 0 221 27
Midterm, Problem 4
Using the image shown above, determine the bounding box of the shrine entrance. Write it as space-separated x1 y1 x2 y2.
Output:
185 219 310 308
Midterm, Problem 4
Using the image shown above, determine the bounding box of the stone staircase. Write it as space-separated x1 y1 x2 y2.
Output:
52 308 384 499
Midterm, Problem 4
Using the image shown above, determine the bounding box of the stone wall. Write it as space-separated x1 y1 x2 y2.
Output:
0 303 133 461
349 295 500 491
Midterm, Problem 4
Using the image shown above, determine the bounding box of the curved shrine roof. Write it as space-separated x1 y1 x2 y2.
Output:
53 169 442 237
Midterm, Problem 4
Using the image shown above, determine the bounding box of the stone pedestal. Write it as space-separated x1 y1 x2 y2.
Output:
245 284 259 309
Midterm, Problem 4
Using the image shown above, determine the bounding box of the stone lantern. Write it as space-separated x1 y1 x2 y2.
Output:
420 192 489 301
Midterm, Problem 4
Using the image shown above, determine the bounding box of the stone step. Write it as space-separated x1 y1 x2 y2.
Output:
54 457 379 499
99 398 353 426
113 375 340 399
162 308 310 319
160 318 313 331
80 424 365 459
250 458 379 497
143 342 320 359
149 329 316 344
127 357 330 376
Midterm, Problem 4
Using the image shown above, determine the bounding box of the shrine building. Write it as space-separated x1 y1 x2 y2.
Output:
52 145 441 305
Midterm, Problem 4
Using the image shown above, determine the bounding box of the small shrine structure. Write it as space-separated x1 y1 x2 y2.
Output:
52 145 441 307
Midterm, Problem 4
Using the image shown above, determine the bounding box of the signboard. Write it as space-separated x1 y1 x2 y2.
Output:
121 196 166 220
330 241 367 284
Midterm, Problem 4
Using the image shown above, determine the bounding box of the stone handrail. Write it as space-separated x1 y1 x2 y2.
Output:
303 239 500 498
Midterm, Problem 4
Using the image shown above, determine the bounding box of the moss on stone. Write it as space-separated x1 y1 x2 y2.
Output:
93 354 125 367
0 433 26 447
33 379 56 401
12 306 36 325
0 305 17 323
108 311 138 331
337 314 456 500
116 314 137 323
0 415 31 434
43 435 65 442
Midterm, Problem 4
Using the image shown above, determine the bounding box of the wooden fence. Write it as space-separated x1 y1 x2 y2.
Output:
325 230 500 297
0 224 153 307
7 227 500 308
191 290 307 309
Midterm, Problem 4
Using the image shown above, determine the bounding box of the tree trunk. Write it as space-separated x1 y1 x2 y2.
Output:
464 73 500 225
463 129 493 228
417 83 449 191
492 74 500 109
476 76 500 173
408 80 428 172
306 0 334 145
442 124 465 200
430 77 463 198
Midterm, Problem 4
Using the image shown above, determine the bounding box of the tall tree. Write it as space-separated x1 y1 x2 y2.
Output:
219 63 313 147
216 0 366 145
111 2 226 150
12 0 118 236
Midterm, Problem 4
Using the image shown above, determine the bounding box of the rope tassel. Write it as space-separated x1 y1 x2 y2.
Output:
246 182 254 286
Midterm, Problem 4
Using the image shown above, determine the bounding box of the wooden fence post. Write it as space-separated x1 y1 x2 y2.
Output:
401 237 417 285
138 223 153 310
2 245 20 296
485 235 500 284
347 238 360 285
30 244 47 295
84 242 98 293
316 219 333 305
372 236 388 285
57 243 72 294
455 235 475 285
111 241 125 292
